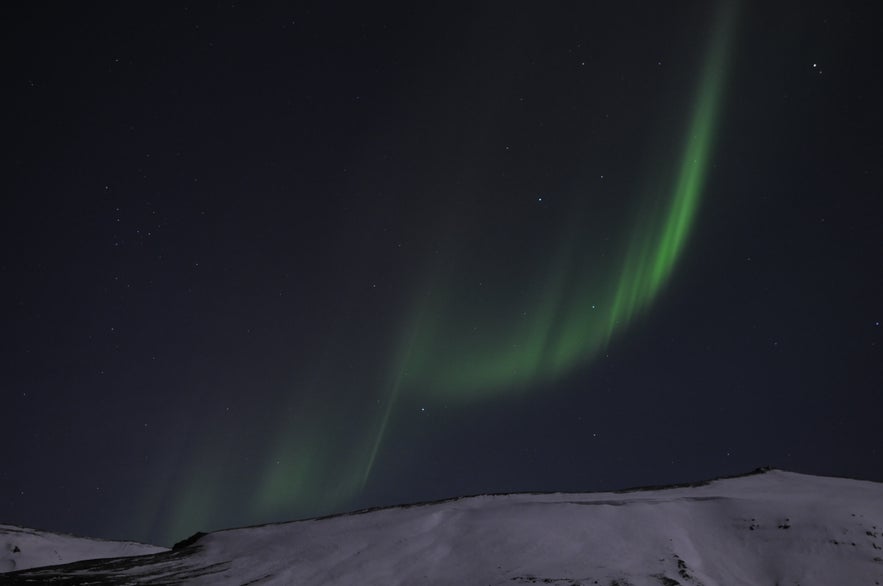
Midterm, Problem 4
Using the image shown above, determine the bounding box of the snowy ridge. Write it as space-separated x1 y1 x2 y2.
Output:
2 469 881 585
0 524 166 574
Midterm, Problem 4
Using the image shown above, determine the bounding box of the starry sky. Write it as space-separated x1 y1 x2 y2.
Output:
3 1 881 547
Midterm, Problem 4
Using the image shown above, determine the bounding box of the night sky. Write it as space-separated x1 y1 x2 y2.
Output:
3 1 881 547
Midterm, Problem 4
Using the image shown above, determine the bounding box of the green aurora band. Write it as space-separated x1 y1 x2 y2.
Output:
144 5 736 546
362 3 737 479
398 11 732 402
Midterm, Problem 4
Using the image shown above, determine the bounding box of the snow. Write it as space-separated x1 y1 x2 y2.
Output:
4 469 882 585
0 524 166 574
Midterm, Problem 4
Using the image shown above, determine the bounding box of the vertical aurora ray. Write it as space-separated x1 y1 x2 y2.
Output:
608 14 732 336
359 311 421 490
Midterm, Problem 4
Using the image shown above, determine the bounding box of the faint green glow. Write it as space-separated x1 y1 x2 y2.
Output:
253 422 320 516
158 435 229 544
249 393 372 527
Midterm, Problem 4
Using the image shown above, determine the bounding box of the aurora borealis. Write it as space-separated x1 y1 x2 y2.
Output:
358 4 737 486
4 1 882 547
397 5 733 402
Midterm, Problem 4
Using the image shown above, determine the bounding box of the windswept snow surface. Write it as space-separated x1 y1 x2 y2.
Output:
0 524 166 574
3 470 882 585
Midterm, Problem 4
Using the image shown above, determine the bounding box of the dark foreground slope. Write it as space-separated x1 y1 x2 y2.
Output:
2 470 881 585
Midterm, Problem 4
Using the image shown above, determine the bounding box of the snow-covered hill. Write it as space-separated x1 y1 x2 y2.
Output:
0 524 166 574
2 469 881 585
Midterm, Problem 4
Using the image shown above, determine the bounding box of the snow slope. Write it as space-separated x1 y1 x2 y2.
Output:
2 469 881 585
0 524 166 574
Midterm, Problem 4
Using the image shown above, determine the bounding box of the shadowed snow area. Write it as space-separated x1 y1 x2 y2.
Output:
2 469 881 585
